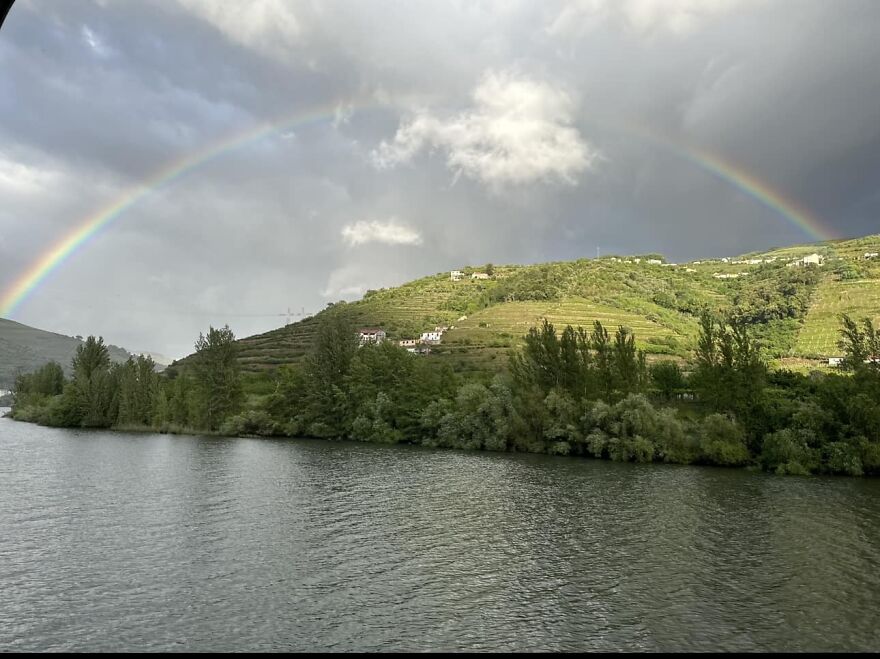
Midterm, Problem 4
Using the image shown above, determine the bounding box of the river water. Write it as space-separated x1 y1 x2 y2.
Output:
1 411 879 651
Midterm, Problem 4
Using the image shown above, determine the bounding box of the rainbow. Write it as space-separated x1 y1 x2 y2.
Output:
0 99 364 318
597 117 837 242
670 142 835 242
1 107 835 319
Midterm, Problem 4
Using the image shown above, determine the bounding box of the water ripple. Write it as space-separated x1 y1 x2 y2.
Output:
1 417 879 651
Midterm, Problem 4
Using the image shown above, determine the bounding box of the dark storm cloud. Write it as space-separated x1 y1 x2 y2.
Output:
1 0 879 357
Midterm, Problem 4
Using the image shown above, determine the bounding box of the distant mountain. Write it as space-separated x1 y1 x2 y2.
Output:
129 351 170 371
170 233 880 377
0 318 133 388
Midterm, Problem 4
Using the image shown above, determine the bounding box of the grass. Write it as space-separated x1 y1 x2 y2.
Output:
163 233 880 378
795 279 880 357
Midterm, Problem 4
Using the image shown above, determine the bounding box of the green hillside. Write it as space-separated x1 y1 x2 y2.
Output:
171 234 880 376
0 318 132 387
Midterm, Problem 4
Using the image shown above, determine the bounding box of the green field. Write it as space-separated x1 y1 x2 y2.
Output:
796 279 880 357
166 234 880 377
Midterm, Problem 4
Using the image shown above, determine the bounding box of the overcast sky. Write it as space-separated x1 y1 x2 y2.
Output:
2 0 879 359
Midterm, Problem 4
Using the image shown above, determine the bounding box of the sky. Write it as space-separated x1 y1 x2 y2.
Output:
1 0 879 360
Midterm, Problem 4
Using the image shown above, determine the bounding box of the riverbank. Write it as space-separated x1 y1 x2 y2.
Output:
5 405 876 479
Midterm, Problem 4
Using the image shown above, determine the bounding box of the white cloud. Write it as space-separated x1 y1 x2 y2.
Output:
547 0 754 39
373 71 597 187
320 265 371 299
174 0 303 59
341 220 423 247
0 155 59 194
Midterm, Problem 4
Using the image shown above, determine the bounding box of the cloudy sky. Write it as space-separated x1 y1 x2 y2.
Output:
2 0 879 359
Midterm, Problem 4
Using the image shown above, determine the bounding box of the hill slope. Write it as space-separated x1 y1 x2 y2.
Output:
0 318 132 387
173 234 880 376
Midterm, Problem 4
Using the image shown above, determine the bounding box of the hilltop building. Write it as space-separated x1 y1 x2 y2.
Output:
357 328 386 346
471 272 490 280
788 253 824 268
450 270 464 281
420 330 443 344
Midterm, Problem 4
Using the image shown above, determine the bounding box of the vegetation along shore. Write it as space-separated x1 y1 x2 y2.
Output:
9 305 880 477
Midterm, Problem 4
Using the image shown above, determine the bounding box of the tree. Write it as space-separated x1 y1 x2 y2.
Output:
296 315 360 437
72 336 110 380
14 361 65 397
117 355 158 427
192 325 243 430
838 314 879 372
612 326 643 398
69 336 116 428
650 361 686 402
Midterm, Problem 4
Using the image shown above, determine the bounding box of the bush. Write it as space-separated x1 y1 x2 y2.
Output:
653 411 697 464
824 441 864 476
698 414 750 466
857 437 880 475
220 410 281 437
760 429 819 475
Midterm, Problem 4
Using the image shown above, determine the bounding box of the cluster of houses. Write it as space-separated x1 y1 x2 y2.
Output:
786 253 824 268
450 270 490 281
864 252 879 260
720 257 778 265
608 257 667 265
356 325 449 354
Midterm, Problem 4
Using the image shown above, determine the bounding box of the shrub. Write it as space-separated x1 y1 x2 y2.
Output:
824 441 864 476
760 429 819 475
857 437 880 475
698 414 750 466
219 410 281 437
653 411 697 464
585 430 609 458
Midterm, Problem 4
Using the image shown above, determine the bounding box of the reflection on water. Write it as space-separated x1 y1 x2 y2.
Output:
1 415 878 651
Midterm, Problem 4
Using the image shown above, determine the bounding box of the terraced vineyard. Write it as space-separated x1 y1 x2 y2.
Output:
167 233 880 377
796 279 880 357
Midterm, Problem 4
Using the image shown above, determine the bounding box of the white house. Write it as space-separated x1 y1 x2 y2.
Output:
790 253 824 268
864 252 879 260
471 272 490 280
647 259 663 265
357 328 387 346
450 270 464 281
828 357 843 367
420 331 443 344
399 339 419 348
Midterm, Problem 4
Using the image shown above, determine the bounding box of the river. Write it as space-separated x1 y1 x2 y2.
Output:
1 411 878 651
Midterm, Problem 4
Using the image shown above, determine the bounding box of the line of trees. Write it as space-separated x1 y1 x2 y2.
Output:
9 312 880 476
12 326 243 432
